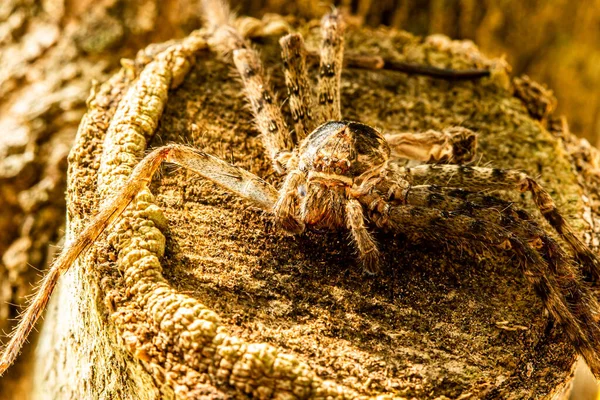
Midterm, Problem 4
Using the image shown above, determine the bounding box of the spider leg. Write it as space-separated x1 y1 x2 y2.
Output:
166 144 279 209
401 185 540 237
233 49 294 173
346 198 380 274
317 10 345 122
398 163 600 282
272 168 306 234
366 200 600 376
201 3 295 174
400 186 600 343
280 33 315 143
401 185 583 281
384 126 477 164
0 144 279 375
0 146 170 375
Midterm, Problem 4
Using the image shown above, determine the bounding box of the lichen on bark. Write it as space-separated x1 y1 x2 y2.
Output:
30 14 599 400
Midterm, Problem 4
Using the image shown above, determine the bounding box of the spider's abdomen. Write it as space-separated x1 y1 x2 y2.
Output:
298 121 390 181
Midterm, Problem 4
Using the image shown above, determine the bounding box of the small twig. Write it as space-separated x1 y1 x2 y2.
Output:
307 51 491 81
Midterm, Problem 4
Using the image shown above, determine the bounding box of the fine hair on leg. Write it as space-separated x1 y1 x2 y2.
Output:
280 33 315 143
398 163 600 282
317 10 344 122
0 144 279 375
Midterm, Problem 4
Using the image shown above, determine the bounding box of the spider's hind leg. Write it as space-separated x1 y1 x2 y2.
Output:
317 10 345 123
367 200 600 376
401 163 600 283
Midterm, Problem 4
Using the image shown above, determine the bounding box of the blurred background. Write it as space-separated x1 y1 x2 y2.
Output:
0 0 599 398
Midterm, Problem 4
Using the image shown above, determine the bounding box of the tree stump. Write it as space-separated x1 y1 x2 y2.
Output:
10 13 600 400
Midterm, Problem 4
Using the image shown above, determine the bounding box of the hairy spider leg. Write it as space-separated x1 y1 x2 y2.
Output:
233 49 294 174
346 198 380 273
0 147 170 375
399 185 600 335
399 185 546 241
400 163 600 283
0 144 280 375
166 145 279 208
232 9 346 172
280 33 315 143
384 126 478 164
317 10 345 122
272 169 306 234
365 201 600 376
198 0 296 175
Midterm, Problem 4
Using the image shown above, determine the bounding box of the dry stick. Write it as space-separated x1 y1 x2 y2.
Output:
0 144 278 375
307 52 491 80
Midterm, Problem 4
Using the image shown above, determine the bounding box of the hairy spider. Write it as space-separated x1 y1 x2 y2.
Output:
1 0 600 385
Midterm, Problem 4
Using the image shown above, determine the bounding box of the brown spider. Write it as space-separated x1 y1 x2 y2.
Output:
1 0 600 385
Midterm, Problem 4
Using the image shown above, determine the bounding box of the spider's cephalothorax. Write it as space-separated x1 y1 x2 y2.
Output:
284 121 390 231
299 121 390 177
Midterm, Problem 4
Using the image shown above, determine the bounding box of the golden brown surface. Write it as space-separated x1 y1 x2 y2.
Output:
1 0 599 398
49 17 595 398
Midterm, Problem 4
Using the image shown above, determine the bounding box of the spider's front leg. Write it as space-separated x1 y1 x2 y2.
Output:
400 163 600 282
166 145 279 209
272 168 306 234
233 49 294 173
0 144 280 374
317 10 345 122
206 15 298 174
280 33 315 143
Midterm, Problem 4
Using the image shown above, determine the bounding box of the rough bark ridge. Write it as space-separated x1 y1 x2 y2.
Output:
0 0 214 396
24 14 600 400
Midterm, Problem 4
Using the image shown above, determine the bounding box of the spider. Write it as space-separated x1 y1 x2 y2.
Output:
1 0 600 386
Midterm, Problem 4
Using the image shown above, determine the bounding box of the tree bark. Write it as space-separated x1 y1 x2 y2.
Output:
2 3 600 400
0 0 207 397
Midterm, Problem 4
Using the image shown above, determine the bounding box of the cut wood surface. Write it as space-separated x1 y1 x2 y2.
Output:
2 5 600 400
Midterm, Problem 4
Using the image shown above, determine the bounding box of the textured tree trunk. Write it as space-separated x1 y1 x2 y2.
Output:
0 0 206 398
2 2 600 400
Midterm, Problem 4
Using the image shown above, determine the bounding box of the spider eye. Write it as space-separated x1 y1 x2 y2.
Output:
298 184 307 197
